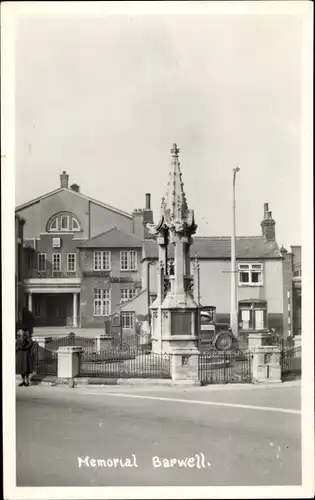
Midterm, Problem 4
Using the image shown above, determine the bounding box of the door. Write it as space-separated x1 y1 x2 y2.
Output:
46 295 68 326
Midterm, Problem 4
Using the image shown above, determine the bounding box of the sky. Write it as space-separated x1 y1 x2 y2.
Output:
15 11 303 248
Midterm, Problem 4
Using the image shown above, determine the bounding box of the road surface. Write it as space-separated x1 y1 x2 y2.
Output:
16 383 301 487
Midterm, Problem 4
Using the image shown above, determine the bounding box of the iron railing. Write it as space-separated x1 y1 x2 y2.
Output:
281 346 301 380
198 349 252 385
31 343 58 376
79 350 171 378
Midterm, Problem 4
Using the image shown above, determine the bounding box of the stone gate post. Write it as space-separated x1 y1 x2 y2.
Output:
251 345 282 384
57 346 83 383
94 334 112 352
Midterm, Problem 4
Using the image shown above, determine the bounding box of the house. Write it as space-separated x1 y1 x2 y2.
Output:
15 171 153 329
76 227 144 330
124 203 295 338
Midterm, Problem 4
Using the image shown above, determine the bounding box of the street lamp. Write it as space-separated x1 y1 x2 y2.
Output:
231 166 240 337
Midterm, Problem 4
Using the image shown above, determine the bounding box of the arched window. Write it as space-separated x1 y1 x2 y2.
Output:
47 213 81 232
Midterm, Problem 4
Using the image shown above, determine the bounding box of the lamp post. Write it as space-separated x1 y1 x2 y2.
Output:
231 167 240 337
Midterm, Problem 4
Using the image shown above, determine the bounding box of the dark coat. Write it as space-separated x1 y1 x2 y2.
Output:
16 332 33 375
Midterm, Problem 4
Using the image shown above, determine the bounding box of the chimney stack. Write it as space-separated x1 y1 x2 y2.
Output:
261 202 276 241
145 193 151 210
60 171 69 189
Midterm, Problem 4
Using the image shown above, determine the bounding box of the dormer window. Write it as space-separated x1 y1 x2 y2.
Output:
47 213 81 232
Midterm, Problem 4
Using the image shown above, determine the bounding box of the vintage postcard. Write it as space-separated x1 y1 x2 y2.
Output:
1 1 314 499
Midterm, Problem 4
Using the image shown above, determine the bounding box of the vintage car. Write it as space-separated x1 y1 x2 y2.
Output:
199 306 238 351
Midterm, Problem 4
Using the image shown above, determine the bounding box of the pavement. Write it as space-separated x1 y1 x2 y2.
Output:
16 382 301 487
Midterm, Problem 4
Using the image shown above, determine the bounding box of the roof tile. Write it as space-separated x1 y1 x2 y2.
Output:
78 227 143 248
143 236 281 259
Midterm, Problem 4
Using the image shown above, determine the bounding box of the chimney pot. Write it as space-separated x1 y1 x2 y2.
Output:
145 193 151 210
60 171 69 189
70 183 80 193
264 203 269 212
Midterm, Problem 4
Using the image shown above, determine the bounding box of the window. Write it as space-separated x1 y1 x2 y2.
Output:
52 253 61 271
60 215 69 231
121 312 134 329
238 301 267 331
38 253 47 272
47 213 81 232
67 253 76 272
93 289 111 316
50 218 58 231
72 217 80 231
238 263 263 286
93 251 111 271
120 288 137 303
120 251 137 271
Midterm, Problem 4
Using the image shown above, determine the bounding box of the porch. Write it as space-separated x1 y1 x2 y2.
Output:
26 291 80 328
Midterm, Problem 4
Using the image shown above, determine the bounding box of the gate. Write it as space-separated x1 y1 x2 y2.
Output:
46 332 95 353
198 349 252 385
281 346 301 381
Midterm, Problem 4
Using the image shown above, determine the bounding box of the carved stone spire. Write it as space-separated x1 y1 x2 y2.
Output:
150 143 197 237
166 143 189 220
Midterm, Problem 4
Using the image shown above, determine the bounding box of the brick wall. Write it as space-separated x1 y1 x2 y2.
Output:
79 248 142 328
26 233 84 275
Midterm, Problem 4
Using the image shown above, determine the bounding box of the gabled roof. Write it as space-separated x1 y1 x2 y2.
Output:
143 236 282 260
77 226 143 248
119 289 148 312
15 187 132 219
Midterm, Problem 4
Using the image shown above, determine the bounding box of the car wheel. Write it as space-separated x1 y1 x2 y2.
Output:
215 332 233 351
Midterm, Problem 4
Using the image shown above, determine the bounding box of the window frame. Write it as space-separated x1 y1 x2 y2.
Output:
47 214 81 233
49 217 59 231
238 262 264 286
120 288 137 304
37 253 47 272
120 250 137 271
238 301 267 331
121 312 135 329
52 253 61 272
93 288 111 316
67 253 76 272
60 215 69 231
71 217 80 231
93 251 111 271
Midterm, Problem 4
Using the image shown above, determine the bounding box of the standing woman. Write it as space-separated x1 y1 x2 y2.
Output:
16 327 33 386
